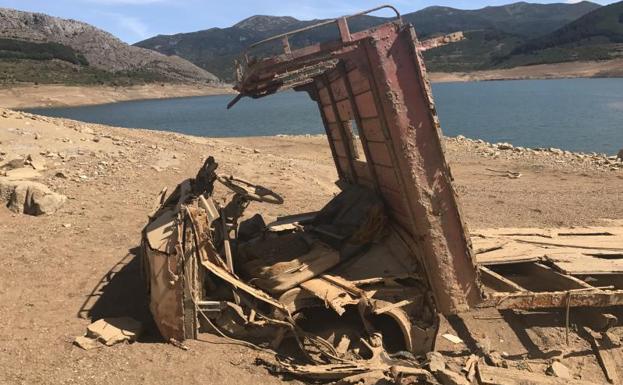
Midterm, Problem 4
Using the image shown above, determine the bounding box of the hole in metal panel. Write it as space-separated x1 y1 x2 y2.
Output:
348 119 367 162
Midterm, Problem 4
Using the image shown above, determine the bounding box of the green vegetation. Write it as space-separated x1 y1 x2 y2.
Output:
0 38 88 65
423 30 523 72
0 59 170 86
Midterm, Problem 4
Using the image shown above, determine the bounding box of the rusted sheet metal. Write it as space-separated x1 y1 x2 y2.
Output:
233 11 481 314
479 289 623 310
143 246 186 341
358 25 481 313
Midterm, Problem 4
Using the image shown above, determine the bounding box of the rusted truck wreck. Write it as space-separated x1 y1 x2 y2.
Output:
141 5 623 383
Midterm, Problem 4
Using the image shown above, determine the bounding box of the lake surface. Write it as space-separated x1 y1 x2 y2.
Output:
25 78 623 154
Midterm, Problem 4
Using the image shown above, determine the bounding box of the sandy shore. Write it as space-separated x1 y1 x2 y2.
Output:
1 108 622 384
0 83 234 109
429 58 623 83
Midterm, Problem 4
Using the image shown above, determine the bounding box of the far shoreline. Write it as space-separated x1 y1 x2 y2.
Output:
1 58 622 109
0 83 235 110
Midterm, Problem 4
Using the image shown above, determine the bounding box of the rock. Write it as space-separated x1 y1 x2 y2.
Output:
5 167 40 180
86 317 142 346
81 127 95 135
549 148 564 155
92 136 101 143
26 154 46 170
2 158 25 170
427 351 446 372
546 361 571 379
0 179 66 215
434 368 471 385
618 149 623 161
497 142 513 150
74 335 102 350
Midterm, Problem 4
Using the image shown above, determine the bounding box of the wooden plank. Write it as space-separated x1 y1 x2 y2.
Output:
471 227 623 274
583 326 623 384
479 266 526 293
517 263 593 291
478 364 608 385
479 289 623 310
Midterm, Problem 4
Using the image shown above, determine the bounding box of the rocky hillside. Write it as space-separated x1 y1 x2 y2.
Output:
0 8 219 84
135 1 601 81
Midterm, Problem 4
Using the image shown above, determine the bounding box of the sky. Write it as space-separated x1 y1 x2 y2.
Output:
0 0 616 44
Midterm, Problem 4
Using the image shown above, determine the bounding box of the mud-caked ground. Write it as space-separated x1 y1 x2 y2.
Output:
1 108 622 384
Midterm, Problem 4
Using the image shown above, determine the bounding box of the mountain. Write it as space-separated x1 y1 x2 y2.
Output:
404 1 601 37
0 8 218 85
493 1 623 67
135 2 601 81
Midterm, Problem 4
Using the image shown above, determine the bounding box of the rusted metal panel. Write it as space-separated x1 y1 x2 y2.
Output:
145 247 186 341
330 77 349 101
347 69 371 95
336 99 354 121
354 91 378 118
360 118 386 142
358 25 481 313
366 142 393 167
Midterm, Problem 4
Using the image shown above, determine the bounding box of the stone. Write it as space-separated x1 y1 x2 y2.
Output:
427 351 446 372
546 361 571 379
618 149 623 161
434 368 471 385
26 154 46 170
74 335 102 350
2 158 25 170
86 317 142 346
497 142 513 150
0 179 66 215
5 167 40 180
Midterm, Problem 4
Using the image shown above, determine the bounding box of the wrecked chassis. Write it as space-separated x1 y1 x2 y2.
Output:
141 5 623 383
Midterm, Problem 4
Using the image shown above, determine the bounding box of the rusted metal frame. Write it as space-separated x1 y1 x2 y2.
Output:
479 289 623 310
245 5 401 52
337 17 352 43
281 36 292 55
337 61 381 194
479 266 525 293
321 73 359 184
361 24 480 313
310 84 346 182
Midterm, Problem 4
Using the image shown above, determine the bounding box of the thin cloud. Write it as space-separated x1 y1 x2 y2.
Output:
116 14 149 39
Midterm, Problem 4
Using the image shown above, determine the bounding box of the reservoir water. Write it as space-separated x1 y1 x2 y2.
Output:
25 78 623 154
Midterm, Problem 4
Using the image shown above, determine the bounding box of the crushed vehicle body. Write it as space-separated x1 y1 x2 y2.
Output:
140 4 623 382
